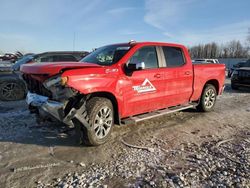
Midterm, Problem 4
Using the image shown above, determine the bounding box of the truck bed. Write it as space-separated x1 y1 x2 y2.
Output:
191 63 225 101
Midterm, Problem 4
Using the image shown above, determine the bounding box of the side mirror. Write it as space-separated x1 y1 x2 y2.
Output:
127 62 145 70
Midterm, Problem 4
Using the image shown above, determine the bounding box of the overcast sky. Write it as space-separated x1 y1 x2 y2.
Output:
0 0 250 53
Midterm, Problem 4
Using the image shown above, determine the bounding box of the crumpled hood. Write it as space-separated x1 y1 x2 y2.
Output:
20 62 100 75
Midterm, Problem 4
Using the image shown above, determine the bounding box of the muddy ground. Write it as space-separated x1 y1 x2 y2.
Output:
0 79 249 188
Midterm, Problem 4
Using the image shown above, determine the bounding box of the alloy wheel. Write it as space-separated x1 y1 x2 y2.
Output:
93 106 113 139
0 82 21 100
204 88 216 108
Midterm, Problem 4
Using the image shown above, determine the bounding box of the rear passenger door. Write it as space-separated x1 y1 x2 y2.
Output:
161 46 193 107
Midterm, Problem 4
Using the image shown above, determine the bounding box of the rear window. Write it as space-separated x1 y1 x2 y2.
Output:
162 46 185 67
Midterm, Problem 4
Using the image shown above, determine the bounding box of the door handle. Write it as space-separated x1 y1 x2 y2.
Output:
154 73 162 78
184 71 191 75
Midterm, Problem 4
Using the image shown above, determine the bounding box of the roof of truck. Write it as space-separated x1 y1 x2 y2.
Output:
105 41 187 49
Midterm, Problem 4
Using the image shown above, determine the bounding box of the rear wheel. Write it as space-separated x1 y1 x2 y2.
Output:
197 84 217 112
0 77 26 101
75 97 114 146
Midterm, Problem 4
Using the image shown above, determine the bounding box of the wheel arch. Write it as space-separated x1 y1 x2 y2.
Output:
195 79 219 104
88 91 120 125
196 79 218 112
203 79 219 95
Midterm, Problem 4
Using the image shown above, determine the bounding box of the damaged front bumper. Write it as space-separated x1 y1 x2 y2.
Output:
26 92 74 127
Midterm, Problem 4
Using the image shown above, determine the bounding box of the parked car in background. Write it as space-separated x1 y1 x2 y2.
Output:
0 52 23 63
12 51 89 71
227 61 247 78
21 41 225 146
0 61 13 72
12 54 35 72
231 59 250 90
35 51 88 63
0 53 16 62
193 59 220 64
0 51 89 101
0 61 27 101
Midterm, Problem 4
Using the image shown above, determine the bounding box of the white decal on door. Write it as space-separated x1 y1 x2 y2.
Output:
133 79 156 93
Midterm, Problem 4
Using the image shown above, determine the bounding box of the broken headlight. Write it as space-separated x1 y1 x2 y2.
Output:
61 76 68 86
43 75 69 89
43 76 62 89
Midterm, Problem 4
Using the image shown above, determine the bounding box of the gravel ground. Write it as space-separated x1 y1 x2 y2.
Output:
0 79 249 188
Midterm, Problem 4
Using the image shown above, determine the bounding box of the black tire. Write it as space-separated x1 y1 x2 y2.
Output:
197 84 217 112
76 97 114 146
0 77 26 101
231 83 238 90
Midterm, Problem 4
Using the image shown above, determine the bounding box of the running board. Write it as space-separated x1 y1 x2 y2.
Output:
121 104 197 125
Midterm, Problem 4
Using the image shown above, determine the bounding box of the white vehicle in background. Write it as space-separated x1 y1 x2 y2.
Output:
193 59 220 64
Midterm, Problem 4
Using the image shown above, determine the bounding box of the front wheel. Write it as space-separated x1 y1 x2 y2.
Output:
197 84 217 112
75 97 114 146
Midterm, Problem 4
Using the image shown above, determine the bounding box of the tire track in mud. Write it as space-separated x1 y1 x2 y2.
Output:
111 111 200 153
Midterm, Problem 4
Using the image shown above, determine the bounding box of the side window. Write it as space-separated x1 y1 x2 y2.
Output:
128 46 158 69
39 56 54 62
52 55 60 62
162 46 185 67
57 55 77 62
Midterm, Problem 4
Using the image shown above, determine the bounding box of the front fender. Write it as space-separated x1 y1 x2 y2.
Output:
62 68 124 115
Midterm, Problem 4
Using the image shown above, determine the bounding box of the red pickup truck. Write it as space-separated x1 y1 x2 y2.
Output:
21 42 225 145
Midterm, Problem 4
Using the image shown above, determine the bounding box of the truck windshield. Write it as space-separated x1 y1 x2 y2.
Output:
80 45 131 65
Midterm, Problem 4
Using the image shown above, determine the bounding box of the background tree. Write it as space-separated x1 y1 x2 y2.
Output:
189 28 250 59
189 40 249 59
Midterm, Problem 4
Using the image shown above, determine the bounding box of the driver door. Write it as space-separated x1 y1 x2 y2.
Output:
122 46 166 117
